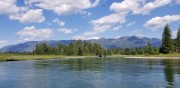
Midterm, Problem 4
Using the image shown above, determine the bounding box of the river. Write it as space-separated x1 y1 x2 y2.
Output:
0 57 180 88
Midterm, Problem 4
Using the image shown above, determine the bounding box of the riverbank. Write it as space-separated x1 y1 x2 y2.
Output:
124 53 180 59
1 53 180 62
0 54 98 62
125 57 180 59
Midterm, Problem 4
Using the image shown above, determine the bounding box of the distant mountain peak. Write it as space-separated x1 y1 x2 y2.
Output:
0 36 161 52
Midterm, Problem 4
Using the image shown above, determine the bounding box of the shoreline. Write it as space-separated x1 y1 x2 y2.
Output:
0 55 99 62
125 56 180 59
1 54 180 62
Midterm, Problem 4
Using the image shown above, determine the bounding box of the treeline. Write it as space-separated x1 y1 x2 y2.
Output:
33 40 111 57
109 42 159 55
33 41 159 56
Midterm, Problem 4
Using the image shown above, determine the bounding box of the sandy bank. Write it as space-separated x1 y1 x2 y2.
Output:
125 57 180 59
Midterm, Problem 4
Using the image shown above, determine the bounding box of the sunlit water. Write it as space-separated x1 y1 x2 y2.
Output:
0 57 180 88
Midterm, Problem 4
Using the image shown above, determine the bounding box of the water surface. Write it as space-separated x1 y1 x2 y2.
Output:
0 58 180 88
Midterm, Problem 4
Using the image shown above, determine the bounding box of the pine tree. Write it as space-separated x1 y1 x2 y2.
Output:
66 43 75 55
161 24 174 54
175 27 180 53
58 44 65 55
146 41 153 55
76 40 83 56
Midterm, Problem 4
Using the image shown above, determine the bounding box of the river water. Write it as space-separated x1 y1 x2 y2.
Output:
0 57 180 88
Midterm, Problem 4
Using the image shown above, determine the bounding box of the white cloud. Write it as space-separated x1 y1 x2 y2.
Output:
72 35 86 40
90 13 126 34
133 0 171 15
73 12 126 39
110 0 171 15
144 15 180 31
129 29 144 37
110 0 140 14
9 9 45 23
91 0 100 7
176 0 180 4
53 18 65 27
91 13 126 26
73 0 172 40
127 21 136 27
0 40 9 48
111 25 122 31
86 37 101 40
58 28 75 34
72 35 101 40
16 26 53 42
0 0 45 23
0 0 19 15
25 0 100 15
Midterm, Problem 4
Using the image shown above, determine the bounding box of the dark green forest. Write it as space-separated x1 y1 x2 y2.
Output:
33 40 110 57
33 41 160 56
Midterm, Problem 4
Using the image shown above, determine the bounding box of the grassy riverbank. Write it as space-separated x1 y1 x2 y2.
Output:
0 54 98 62
1 53 180 62
0 54 63 62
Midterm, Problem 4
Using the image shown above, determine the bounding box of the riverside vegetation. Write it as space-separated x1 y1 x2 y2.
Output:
0 24 180 61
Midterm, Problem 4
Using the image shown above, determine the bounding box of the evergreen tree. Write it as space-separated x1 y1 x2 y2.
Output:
76 40 83 56
103 49 108 57
58 44 65 55
145 41 153 55
93 43 102 56
175 27 180 53
161 24 174 54
83 42 90 55
66 43 76 55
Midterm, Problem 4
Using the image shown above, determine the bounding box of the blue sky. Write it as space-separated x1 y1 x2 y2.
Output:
0 0 180 47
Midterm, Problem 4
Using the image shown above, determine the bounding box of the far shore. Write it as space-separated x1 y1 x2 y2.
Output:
112 54 180 59
0 54 100 62
125 57 180 59
1 54 180 62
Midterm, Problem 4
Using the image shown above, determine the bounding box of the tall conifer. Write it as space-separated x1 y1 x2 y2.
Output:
161 24 174 54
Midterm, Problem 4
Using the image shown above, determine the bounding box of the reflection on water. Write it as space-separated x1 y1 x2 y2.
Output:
164 60 174 88
0 58 180 88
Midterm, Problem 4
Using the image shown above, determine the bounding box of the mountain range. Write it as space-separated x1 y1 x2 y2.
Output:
0 36 162 52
